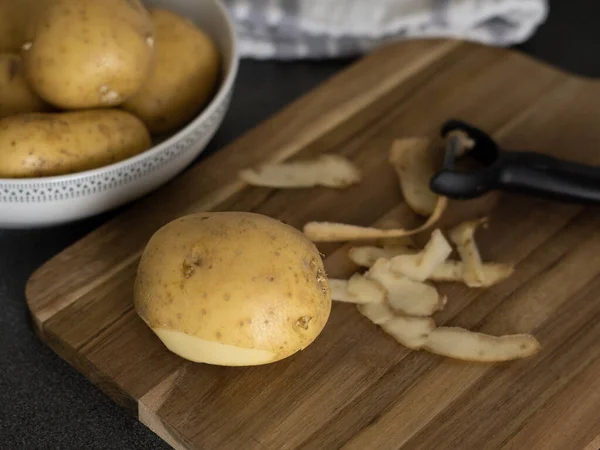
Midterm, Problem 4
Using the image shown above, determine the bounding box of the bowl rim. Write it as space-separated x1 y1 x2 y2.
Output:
0 0 239 186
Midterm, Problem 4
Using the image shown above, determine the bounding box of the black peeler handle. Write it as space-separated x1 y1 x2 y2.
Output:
433 119 600 205
494 151 600 205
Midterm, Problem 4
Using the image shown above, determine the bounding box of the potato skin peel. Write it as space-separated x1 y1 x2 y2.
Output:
134 212 332 366
389 137 439 216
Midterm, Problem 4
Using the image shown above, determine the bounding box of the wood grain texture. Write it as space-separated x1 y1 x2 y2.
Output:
26 39 600 449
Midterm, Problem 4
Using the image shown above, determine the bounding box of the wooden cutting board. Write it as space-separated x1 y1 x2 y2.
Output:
26 39 600 450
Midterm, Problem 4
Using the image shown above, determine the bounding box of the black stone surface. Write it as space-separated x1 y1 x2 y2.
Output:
1 1 599 448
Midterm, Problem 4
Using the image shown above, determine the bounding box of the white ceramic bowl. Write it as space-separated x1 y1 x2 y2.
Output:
0 0 238 229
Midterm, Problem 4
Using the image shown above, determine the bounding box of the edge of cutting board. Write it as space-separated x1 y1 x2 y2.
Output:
23 38 600 450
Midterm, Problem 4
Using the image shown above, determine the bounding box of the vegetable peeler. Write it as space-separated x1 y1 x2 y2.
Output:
429 119 600 204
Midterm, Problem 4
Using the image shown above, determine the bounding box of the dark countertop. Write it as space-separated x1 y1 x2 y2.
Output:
2 1 600 448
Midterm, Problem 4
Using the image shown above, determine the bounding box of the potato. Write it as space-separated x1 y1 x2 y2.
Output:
0 0 41 53
21 0 155 109
123 8 220 134
0 110 151 178
134 212 332 366
0 53 51 119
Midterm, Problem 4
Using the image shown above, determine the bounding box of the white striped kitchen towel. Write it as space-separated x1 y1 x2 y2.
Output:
221 0 548 59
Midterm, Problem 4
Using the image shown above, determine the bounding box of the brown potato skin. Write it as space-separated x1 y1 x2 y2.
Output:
0 110 151 178
0 0 41 53
21 0 155 109
123 8 220 135
134 212 332 364
0 53 51 119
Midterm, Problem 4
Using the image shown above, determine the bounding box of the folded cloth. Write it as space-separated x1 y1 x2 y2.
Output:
221 0 548 60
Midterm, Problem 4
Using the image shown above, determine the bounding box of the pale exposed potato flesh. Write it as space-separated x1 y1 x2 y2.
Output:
380 316 436 350
329 279 354 303
349 245 513 286
348 245 416 268
389 137 439 216
239 155 361 189
423 327 541 362
357 310 539 362
366 259 441 316
356 302 394 325
329 274 385 305
432 261 515 286
390 229 452 282
449 218 489 287
303 196 448 242
153 327 277 366
430 259 466 280
351 277 539 361
348 273 385 301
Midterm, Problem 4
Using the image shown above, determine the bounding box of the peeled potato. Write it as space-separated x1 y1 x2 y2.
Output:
134 212 332 366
